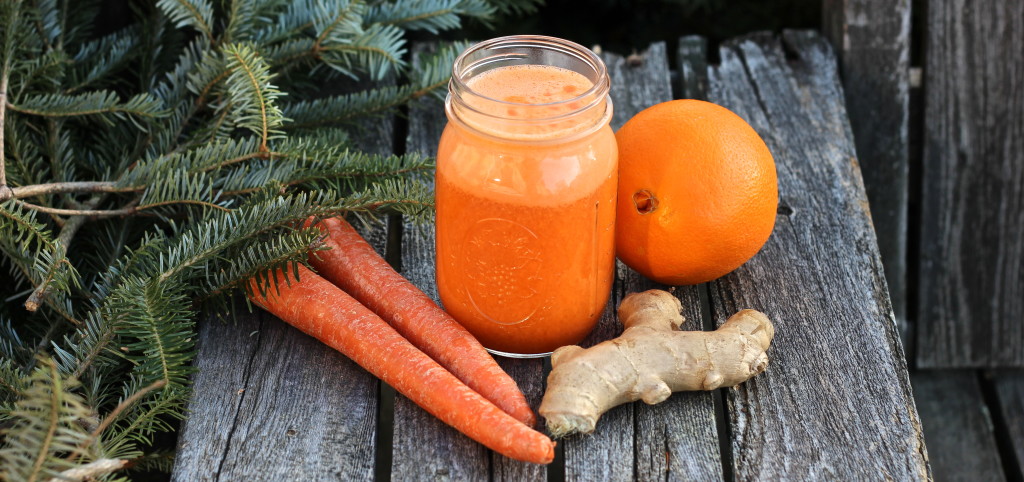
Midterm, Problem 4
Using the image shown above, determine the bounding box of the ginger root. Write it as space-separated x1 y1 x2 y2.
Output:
539 289 774 437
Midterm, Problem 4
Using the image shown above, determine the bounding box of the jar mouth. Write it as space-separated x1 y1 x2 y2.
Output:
450 35 610 114
446 35 613 142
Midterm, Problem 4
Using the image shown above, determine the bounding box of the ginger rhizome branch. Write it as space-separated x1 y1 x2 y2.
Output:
539 289 774 437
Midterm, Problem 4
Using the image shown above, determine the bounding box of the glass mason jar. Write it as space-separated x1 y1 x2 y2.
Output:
435 35 617 357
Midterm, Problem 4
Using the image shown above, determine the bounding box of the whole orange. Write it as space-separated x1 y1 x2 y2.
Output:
615 99 778 285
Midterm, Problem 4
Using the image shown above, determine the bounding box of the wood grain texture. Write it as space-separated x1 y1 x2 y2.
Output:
563 42 722 482
822 0 911 341
172 310 380 481
691 31 929 479
994 372 1024 474
917 0 1024 368
911 371 1006 482
171 115 395 481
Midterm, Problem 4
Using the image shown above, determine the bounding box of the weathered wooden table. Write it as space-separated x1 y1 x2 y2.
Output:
170 31 931 480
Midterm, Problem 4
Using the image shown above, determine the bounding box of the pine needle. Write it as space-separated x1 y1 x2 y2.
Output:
0 0 522 476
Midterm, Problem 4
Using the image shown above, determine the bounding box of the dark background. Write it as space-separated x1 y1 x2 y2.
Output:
92 0 823 63
454 0 821 58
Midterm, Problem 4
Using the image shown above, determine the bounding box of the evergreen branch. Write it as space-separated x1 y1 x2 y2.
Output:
105 278 195 388
366 0 496 33
204 228 320 299
56 0 69 50
124 136 264 186
312 0 363 50
101 386 185 461
284 41 464 128
151 191 340 286
263 38 314 70
223 0 259 43
64 312 118 382
134 168 227 214
8 92 166 122
218 150 433 196
31 363 60 479
221 43 285 150
283 84 418 128
1 114 47 189
251 0 317 45
154 37 210 106
68 26 141 92
29 0 57 51
68 379 166 462
24 209 88 313
10 50 68 99
138 199 230 213
0 357 28 405
157 0 214 41
199 151 265 172
317 24 407 80
0 358 92 482
123 450 174 474
185 48 227 104
0 200 78 317
0 200 59 259
0 317 28 362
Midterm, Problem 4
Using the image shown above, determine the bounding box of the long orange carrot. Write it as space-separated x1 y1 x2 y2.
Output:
307 216 536 426
248 265 555 464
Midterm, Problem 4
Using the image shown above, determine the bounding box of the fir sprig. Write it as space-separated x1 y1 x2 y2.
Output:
0 0 528 477
0 358 95 481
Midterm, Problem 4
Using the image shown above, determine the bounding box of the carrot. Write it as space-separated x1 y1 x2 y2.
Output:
248 265 555 465
307 216 537 426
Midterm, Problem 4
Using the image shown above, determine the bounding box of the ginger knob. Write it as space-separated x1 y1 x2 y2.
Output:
539 289 774 437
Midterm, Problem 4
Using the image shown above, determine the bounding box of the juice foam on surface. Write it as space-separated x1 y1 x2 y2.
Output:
456 65 603 142
466 65 593 109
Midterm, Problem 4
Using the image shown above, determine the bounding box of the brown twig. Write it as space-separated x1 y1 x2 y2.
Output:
1 70 10 202
23 207 92 312
5 181 139 200
12 199 138 218
47 458 127 482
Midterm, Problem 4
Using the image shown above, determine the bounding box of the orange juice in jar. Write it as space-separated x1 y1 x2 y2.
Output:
436 36 617 357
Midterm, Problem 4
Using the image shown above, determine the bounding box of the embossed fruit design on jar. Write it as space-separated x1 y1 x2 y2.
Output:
436 36 617 357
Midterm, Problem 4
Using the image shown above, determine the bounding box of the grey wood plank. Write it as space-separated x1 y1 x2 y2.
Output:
676 36 708 101
994 372 1024 476
172 115 395 481
563 42 722 482
912 371 1005 482
917 0 1024 368
172 298 381 480
822 0 912 344
692 31 929 479
171 306 262 480
391 43 544 481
